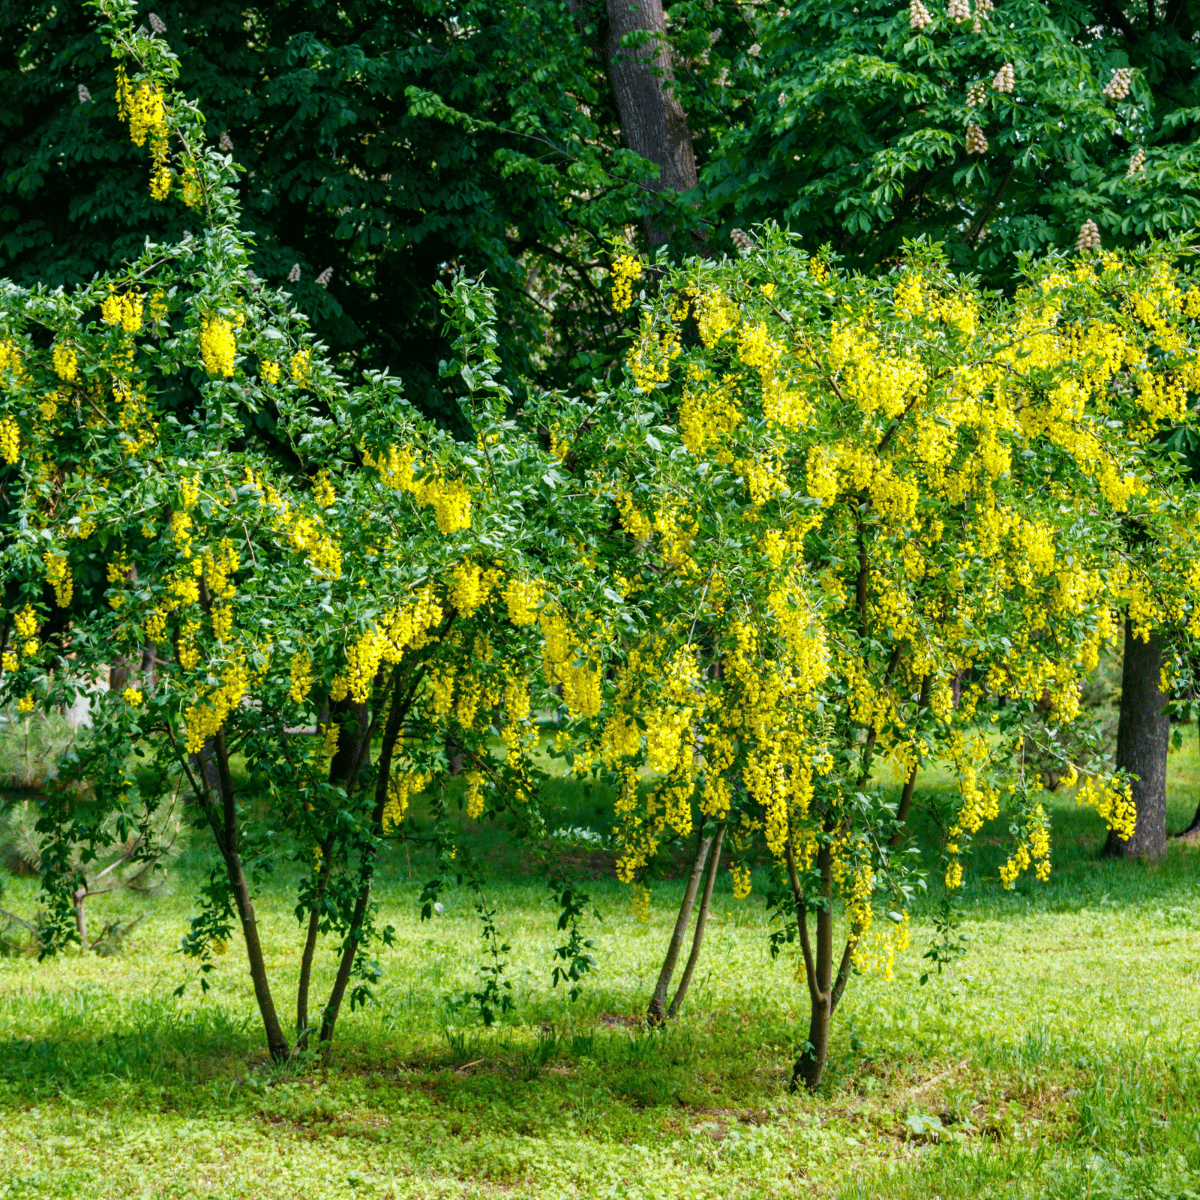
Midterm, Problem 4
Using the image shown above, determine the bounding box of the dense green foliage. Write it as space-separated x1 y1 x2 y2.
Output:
708 0 1200 286
0 0 650 422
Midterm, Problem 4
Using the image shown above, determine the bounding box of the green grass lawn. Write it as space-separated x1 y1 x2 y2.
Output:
0 732 1198 1199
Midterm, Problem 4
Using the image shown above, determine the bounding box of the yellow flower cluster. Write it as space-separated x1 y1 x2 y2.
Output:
1076 775 1137 842
381 769 430 833
616 490 652 539
0 418 18 465
43 550 72 607
289 348 312 387
312 472 336 508
259 360 280 385
181 167 202 209
52 344 77 381
200 317 236 377
184 657 249 755
627 321 680 391
503 577 541 626
414 476 472 534
117 69 165 148
730 863 752 900
850 911 910 981
101 291 143 334
463 769 486 819
339 589 442 704
610 252 643 312
999 803 1052 888
13 605 37 641
362 444 415 490
288 652 312 703
448 562 501 618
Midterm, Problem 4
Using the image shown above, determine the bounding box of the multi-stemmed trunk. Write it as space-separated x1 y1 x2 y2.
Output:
176 609 446 1061
313 648 441 1053
646 823 725 1026
786 835 859 1093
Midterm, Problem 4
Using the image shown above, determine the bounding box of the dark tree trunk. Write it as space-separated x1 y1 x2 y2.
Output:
329 697 371 789
296 840 331 1050
1181 708 1200 835
318 658 432 1051
589 0 700 247
1106 620 1169 859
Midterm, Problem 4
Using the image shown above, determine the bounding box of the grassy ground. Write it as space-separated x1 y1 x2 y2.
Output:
0 728 1198 1199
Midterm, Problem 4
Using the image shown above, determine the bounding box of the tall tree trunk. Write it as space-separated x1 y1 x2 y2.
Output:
329 697 371 790
1106 619 1169 859
569 0 700 248
296 840 332 1050
646 827 713 1026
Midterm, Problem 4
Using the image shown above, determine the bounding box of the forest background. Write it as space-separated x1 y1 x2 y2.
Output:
2 1 1200 1198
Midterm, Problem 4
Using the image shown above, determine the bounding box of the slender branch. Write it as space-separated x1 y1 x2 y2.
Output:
964 164 1016 244
830 932 859 1015
784 832 818 997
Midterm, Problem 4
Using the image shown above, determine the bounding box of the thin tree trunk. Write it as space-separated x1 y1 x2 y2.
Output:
1184 708 1200 835
74 885 88 951
890 675 930 846
602 0 700 247
891 764 919 848
140 639 158 695
792 839 834 1092
296 841 331 1050
207 729 290 1062
1106 619 1169 859
328 697 371 791
318 664 428 1050
646 827 713 1026
666 822 725 1019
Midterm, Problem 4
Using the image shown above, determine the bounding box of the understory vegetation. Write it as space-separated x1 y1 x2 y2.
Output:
1 732 1197 1200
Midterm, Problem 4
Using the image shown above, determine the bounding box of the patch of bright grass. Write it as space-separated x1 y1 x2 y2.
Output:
0 738 1198 1197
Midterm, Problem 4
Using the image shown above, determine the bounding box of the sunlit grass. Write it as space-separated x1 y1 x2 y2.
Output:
0 732 1198 1197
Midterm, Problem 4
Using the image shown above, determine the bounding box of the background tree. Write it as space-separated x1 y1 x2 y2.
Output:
706 0 1200 283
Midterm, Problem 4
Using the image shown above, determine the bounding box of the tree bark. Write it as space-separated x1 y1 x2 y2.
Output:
1180 700 1200 835
1185 707 1200 834
601 0 700 247
666 822 724 1019
1106 619 1169 859
791 840 834 1092
329 697 371 790
647 827 713 1026
296 841 331 1050
74 884 88 951
318 662 427 1050
197 730 290 1063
